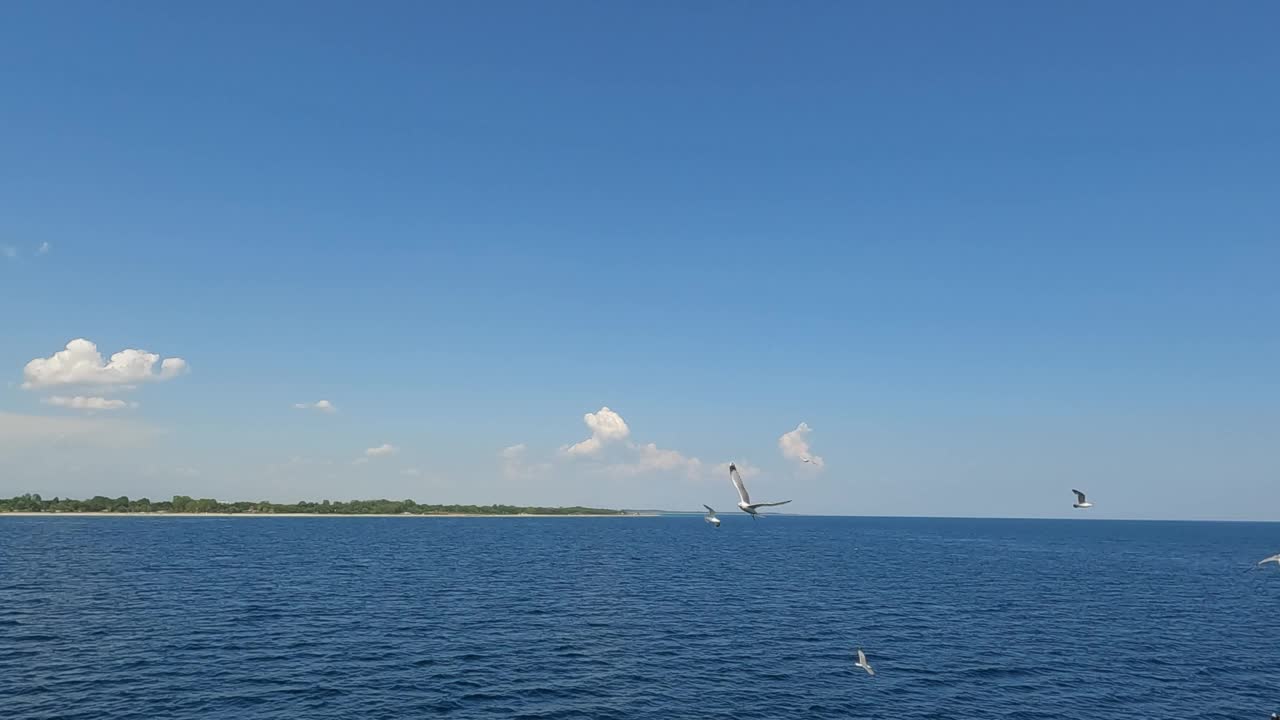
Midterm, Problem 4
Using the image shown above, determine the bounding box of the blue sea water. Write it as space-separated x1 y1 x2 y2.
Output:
1 516 1277 719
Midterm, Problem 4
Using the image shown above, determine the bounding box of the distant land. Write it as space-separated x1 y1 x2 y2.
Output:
0 494 626 516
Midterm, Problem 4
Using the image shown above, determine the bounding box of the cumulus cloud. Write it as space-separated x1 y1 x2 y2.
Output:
562 406 630 456
365 443 398 458
293 400 336 414
779 422 824 468
555 406 711 480
42 396 136 411
22 339 189 389
37 242 51 255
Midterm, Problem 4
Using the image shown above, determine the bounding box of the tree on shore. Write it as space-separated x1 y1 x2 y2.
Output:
0 494 622 516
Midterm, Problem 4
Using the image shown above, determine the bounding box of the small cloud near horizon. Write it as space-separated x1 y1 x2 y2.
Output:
293 399 336 414
42 395 137 411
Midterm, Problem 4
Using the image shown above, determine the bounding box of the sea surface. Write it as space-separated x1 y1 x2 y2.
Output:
1 515 1277 719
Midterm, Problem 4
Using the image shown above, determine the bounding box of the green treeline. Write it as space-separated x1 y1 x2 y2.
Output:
0 493 621 516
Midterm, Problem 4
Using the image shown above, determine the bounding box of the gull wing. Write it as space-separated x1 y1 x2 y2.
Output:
1072 489 1087 504
729 464 751 504
1260 554 1280 565
703 504 716 515
857 649 866 665
750 500 792 508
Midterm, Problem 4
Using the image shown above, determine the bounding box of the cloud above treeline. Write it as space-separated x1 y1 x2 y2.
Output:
19 338 188 414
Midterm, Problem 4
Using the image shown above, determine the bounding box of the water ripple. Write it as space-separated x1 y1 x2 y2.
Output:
1 516 1277 718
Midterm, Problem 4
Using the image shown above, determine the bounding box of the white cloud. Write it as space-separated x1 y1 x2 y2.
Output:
365 443 398 458
37 242 51 255
779 422 824 468
502 443 551 480
42 395 136 411
22 339 189 389
293 399 336 414
562 406 630 456
608 442 703 479
1 245 15 259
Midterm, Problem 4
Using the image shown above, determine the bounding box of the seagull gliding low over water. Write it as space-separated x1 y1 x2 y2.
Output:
703 505 721 527
855 648 875 676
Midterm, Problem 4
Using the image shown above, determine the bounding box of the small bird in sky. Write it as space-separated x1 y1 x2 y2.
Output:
1072 489 1093 509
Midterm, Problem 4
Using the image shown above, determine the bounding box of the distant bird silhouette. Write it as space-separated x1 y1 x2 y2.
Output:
1072 489 1093 509
729 464 791 519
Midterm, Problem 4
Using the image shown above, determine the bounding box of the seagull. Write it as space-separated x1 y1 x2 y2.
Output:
729 463 791 519
801 456 813 464
1242 554 1280 574
854 648 875 676
1071 489 1092 509
703 504 721 527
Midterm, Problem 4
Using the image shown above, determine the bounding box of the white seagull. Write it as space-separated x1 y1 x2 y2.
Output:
801 456 813 464
1071 489 1092 509
854 648 875 676
729 464 791 519
703 505 721 527
1258 554 1280 568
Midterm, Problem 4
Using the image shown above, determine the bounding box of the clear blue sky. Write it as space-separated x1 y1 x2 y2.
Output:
2 2 1277 519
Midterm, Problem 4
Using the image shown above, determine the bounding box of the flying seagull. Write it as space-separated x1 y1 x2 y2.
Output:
1241 554 1280 574
703 504 721 527
801 456 813 463
854 648 875 676
729 463 791 519
1071 489 1092 509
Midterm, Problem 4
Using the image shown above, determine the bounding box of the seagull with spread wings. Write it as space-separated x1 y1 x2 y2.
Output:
1072 489 1093 509
729 463 791 519
703 505 721 527
854 648 875 676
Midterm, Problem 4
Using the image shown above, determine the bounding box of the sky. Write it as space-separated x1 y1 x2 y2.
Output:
1 2 1277 519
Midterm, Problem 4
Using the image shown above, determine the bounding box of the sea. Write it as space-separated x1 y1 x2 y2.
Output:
1 515 1277 719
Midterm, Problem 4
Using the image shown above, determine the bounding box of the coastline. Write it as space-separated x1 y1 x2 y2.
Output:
0 512 651 519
